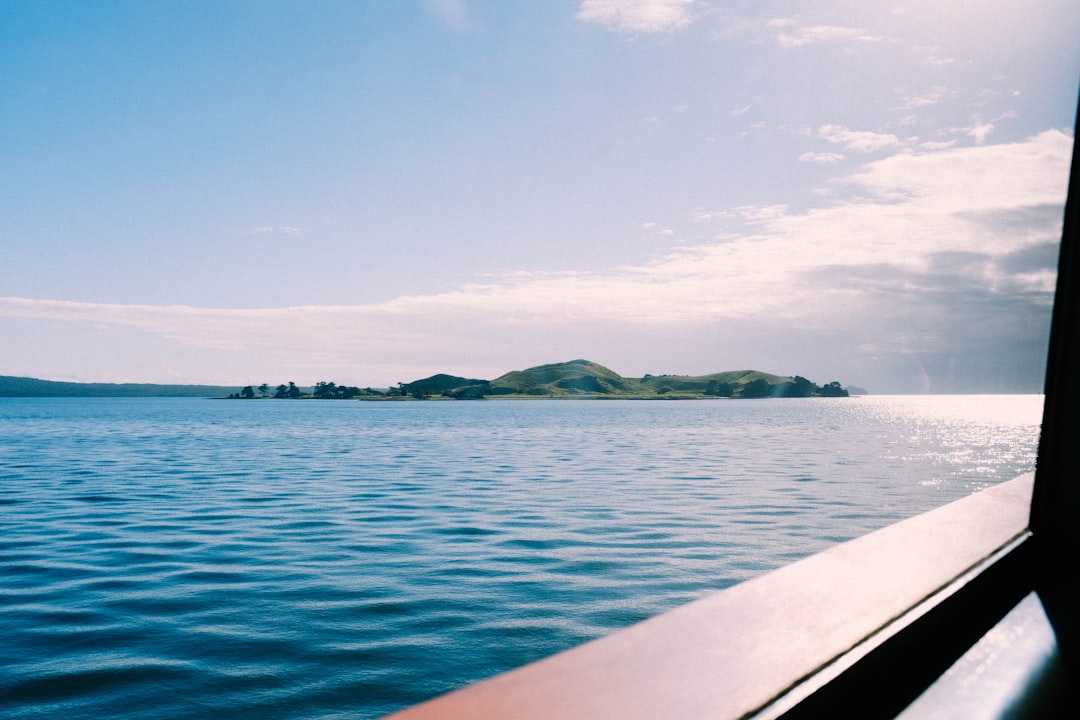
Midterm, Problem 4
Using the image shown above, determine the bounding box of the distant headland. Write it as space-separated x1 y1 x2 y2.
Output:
1 360 852 399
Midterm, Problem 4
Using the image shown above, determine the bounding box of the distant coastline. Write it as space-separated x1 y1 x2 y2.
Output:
0 376 240 398
1 360 853 399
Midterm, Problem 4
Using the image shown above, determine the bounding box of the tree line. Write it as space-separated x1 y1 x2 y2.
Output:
227 381 383 399
701 376 848 398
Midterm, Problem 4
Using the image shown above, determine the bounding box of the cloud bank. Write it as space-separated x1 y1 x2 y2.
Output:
1 131 1070 391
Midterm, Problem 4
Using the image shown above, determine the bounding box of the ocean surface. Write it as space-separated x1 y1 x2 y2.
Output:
0 395 1042 718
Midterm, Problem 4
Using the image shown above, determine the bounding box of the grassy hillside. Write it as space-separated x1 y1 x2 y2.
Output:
402 360 848 399
400 374 490 398
639 369 789 394
488 359 645 396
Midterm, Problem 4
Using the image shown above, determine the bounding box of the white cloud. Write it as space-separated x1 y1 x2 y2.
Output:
767 17 799 28
843 131 1070 215
642 221 675 236
818 124 902 153
799 151 846 164
734 204 789 223
2 132 1070 390
937 120 998 145
576 0 695 34
689 208 730 222
922 54 957 67
899 85 948 109
776 25 881 48
9 133 1066 331
919 139 957 151
969 121 995 144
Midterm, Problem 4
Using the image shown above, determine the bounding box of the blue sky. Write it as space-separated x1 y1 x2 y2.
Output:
2 0 1078 392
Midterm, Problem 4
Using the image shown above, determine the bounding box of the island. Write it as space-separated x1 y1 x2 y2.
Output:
1 360 851 400
390 359 850 400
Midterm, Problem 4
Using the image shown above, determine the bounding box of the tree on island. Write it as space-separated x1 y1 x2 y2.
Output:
818 381 848 397
740 378 772 398
769 376 815 398
313 381 362 399
273 382 301 399
789 376 816 397
705 379 734 397
258 383 269 398
314 381 338 398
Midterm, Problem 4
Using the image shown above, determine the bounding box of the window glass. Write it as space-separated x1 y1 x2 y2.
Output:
0 3 1077 719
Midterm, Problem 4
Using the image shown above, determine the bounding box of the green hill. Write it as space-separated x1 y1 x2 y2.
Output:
403 360 848 399
487 359 644 396
400 374 490 398
639 369 789 395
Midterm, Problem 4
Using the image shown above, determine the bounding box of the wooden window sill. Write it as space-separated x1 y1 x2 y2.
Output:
385 474 1034 719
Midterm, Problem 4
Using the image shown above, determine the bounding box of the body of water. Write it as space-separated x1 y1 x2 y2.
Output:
0 396 1042 718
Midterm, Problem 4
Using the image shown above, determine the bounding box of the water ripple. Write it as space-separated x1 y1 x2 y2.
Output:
0 395 1042 718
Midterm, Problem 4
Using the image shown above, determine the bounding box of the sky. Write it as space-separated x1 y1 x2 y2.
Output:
2 0 1078 393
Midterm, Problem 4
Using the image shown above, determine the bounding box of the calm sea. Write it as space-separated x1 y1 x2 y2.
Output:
0 396 1042 718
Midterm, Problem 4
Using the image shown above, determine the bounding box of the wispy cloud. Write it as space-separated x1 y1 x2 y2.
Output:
968 121 995 144
841 131 1068 215
799 151 846 164
641 221 675 237
776 24 882 48
927 120 999 146
733 204 790 224
899 85 949 109
922 54 957 67
689 208 730 222
919 139 958 151
818 124 903 153
1 132 1070 390
9 134 1068 328
576 0 696 34
766 17 799 29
